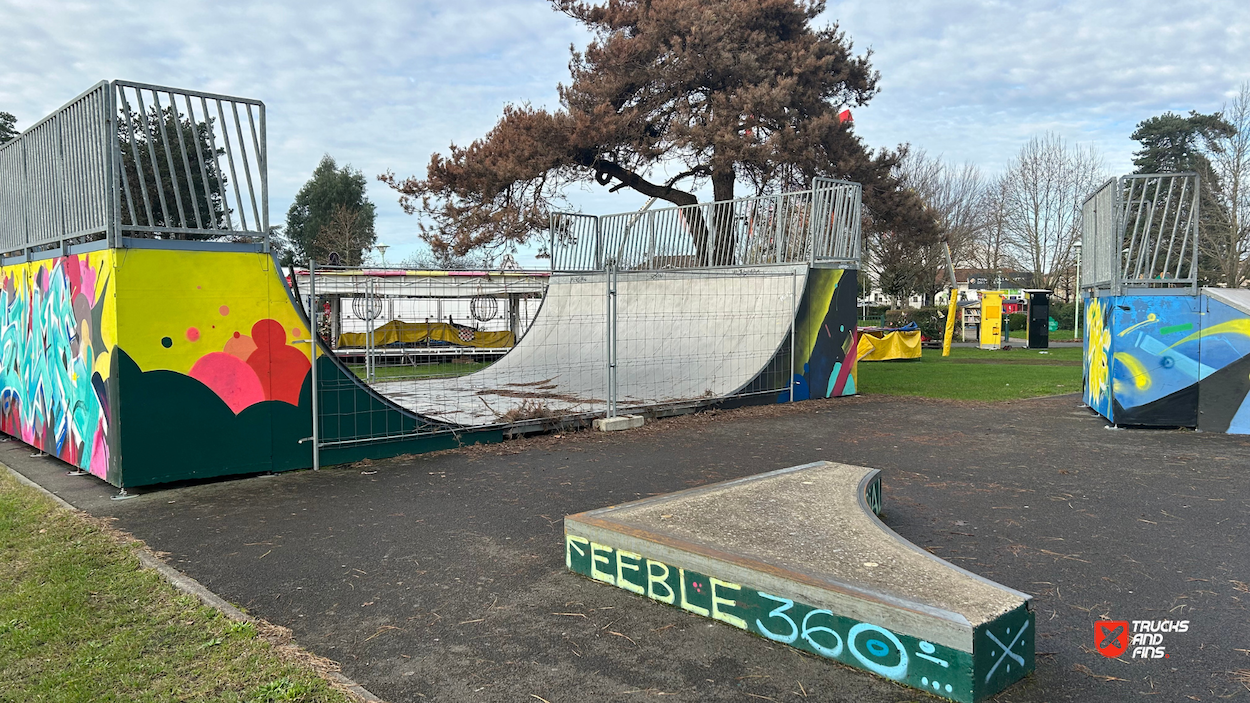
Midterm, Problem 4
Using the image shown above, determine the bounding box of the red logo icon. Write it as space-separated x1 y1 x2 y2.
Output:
1095 621 1129 658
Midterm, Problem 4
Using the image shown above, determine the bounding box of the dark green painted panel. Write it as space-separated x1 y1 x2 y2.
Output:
115 348 297 487
973 604 1035 700
113 348 502 488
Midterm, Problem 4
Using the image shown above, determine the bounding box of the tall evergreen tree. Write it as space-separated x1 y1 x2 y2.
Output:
1132 111 1236 285
1131 111 1233 174
286 155 377 265
381 0 935 263
0 111 17 144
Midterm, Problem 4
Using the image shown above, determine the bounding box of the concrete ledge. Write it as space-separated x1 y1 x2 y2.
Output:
592 415 644 432
564 461 1033 702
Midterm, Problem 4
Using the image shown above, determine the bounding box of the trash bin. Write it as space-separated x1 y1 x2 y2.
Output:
1026 290 1050 349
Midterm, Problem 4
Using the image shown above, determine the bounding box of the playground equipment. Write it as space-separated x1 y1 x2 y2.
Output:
289 268 546 357
565 461 1034 702
0 79 865 489
314 180 865 434
1080 172 1250 431
978 291 1004 350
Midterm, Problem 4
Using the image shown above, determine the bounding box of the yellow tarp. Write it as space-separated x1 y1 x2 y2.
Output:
856 329 922 361
338 320 514 349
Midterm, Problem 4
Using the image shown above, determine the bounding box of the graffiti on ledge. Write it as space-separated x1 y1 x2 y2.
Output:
565 534 976 702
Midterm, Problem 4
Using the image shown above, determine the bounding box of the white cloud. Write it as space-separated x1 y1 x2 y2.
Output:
3 0 1248 265
828 0 1250 172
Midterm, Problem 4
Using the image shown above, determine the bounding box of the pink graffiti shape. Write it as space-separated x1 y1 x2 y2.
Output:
830 331 858 396
90 420 109 478
189 352 266 414
78 257 98 306
219 305 230 316
187 327 201 342
246 319 311 406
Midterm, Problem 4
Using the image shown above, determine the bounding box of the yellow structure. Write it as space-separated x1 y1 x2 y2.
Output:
979 291 1004 350
942 292 958 356
856 329 922 361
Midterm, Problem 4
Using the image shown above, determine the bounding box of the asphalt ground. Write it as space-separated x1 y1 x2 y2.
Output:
7 393 1249 702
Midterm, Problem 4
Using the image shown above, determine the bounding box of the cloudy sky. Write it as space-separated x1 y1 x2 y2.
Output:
2 0 1247 265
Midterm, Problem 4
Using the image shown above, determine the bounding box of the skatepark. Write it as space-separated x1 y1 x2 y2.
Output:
3 79 1250 703
8 392 1249 701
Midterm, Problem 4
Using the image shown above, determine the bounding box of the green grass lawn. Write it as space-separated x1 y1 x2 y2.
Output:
0 470 352 703
856 345 1084 401
1002 328 1083 343
346 360 493 381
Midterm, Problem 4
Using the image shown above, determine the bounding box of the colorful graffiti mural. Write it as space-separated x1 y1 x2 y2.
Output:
1083 291 1250 431
0 248 491 489
1083 297 1112 418
112 249 312 410
109 249 316 485
0 254 113 477
782 267 858 401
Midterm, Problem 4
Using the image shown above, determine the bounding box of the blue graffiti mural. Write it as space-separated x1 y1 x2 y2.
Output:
1084 291 1250 431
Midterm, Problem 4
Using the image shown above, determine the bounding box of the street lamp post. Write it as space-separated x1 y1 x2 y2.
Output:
376 244 389 267
1074 241 1083 340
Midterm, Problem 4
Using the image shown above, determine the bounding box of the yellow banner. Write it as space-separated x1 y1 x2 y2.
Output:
856 330 922 361
338 320 514 349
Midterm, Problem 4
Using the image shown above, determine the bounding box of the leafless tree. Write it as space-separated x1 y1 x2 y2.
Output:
316 204 371 266
968 175 1015 276
1001 133 1105 291
1205 82 1250 287
889 150 986 304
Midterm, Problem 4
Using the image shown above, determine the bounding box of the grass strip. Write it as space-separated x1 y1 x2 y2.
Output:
346 360 492 381
857 346 1084 401
0 469 354 703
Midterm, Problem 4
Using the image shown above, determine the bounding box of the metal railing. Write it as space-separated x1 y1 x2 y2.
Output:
0 80 268 257
550 179 861 272
1080 172 1199 295
1080 178 1118 291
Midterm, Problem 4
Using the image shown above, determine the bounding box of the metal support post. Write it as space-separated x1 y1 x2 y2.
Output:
365 277 375 382
605 262 618 418
595 216 603 270
790 269 797 402
508 293 521 341
1075 244 1082 341
308 258 320 471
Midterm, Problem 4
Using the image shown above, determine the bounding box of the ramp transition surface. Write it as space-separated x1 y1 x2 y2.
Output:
375 264 839 426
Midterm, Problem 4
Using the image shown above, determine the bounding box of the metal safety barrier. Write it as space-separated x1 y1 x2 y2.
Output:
1080 172 1199 294
551 179 861 272
0 80 268 257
